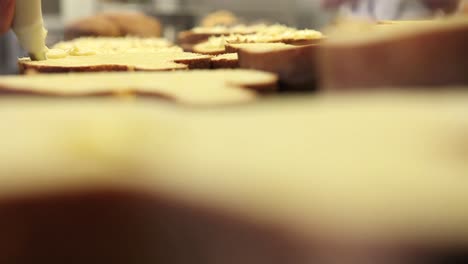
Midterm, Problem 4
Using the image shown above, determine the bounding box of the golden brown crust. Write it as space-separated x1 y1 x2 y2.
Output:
238 44 319 91
19 63 129 74
318 20 468 90
192 46 226 56
225 43 289 53
211 54 239 69
173 58 212 70
64 12 162 40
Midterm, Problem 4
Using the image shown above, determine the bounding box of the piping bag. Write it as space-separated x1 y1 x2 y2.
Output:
12 0 48 61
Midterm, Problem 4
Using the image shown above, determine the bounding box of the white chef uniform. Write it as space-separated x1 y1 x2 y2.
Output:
340 0 433 20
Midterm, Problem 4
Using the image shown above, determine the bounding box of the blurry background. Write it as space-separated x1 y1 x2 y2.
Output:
0 0 331 74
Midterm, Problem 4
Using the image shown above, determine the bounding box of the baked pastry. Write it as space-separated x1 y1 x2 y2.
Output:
0 70 277 104
237 43 318 91
19 51 212 74
0 91 467 263
211 53 239 69
192 26 323 55
201 10 239 27
65 12 162 40
319 17 468 90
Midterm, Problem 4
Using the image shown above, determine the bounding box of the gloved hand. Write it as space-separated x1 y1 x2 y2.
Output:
0 0 15 34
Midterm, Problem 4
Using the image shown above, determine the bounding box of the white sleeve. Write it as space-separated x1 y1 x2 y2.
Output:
374 0 402 20
341 0 433 20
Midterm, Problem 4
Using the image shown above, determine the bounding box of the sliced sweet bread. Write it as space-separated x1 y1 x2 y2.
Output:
237 43 319 91
51 37 177 56
210 43 298 70
177 24 265 52
319 17 468 90
193 26 322 55
19 51 212 74
211 53 239 69
0 70 278 105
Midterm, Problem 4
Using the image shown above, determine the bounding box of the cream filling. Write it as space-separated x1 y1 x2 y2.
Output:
52 37 178 56
13 22 48 58
46 49 68 59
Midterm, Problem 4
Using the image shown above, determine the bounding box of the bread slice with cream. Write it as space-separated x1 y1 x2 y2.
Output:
51 37 178 57
192 26 323 55
178 24 265 52
0 91 467 263
0 70 277 105
19 51 212 74
319 17 468 90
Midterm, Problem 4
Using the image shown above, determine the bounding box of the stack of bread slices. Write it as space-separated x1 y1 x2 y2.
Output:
1 12 468 264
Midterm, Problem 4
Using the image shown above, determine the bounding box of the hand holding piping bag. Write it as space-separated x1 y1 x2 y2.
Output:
1 0 47 61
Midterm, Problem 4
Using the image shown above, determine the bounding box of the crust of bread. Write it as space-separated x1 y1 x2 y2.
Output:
238 44 318 91
319 18 468 90
225 43 290 53
18 52 213 74
0 70 278 105
192 44 226 56
211 53 239 69
65 12 162 40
